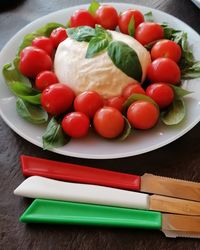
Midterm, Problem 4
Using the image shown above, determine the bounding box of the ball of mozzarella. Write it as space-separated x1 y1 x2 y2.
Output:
54 30 151 98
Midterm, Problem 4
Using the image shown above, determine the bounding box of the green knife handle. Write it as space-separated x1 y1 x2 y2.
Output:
20 199 162 230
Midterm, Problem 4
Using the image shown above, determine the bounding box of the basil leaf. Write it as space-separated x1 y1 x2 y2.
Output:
144 11 154 22
170 84 192 99
86 26 112 58
118 116 132 141
88 0 100 15
128 16 135 37
3 63 31 87
107 41 142 82
66 20 71 28
161 23 175 40
8 81 41 105
181 61 200 79
16 98 48 124
123 93 159 113
66 26 96 42
17 22 65 55
42 117 70 150
161 99 185 125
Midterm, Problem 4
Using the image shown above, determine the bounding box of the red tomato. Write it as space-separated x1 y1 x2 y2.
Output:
135 22 164 45
19 46 52 78
93 107 124 139
62 112 90 138
122 82 145 99
106 96 125 112
151 40 182 63
146 83 174 109
70 9 96 28
35 71 58 91
74 91 104 118
147 58 181 84
32 36 54 56
96 5 118 30
41 83 75 116
127 100 159 129
118 9 144 35
50 27 68 48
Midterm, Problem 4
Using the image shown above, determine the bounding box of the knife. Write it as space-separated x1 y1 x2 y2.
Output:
20 198 200 238
14 176 200 216
21 155 200 202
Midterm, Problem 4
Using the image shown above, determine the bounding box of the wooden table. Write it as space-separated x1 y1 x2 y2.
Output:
0 0 200 249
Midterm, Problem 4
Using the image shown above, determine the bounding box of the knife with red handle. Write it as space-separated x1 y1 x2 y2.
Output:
20 155 200 202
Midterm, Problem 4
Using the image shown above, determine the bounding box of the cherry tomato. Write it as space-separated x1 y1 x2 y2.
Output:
135 22 164 45
127 100 159 129
35 71 58 91
146 83 174 109
70 9 96 28
122 82 145 99
147 58 181 84
74 91 104 118
93 107 124 139
41 83 75 116
19 46 52 78
96 5 118 30
32 36 54 56
106 96 125 112
62 112 90 138
50 27 68 48
118 9 144 35
151 39 182 63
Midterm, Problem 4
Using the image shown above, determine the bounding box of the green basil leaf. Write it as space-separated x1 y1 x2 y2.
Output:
3 63 31 86
161 99 185 125
88 0 100 15
42 117 70 150
118 116 132 141
144 11 154 22
8 81 41 105
17 22 65 55
107 41 142 82
128 16 135 37
66 26 96 42
181 61 200 79
161 23 175 40
86 26 112 58
66 19 71 28
16 98 48 124
123 93 159 113
170 84 192 98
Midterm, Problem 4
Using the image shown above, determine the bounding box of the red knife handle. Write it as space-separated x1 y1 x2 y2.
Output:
21 155 141 191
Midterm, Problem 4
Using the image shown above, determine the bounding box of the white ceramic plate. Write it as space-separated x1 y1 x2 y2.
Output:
0 3 200 159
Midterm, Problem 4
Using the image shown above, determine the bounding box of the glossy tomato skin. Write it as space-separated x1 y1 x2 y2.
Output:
70 9 96 28
50 27 68 48
35 71 58 91
146 83 174 109
151 39 182 63
93 107 124 139
62 112 90 138
106 96 125 112
118 9 144 35
96 5 118 30
127 100 159 129
147 58 181 84
74 91 104 119
19 46 52 78
32 36 54 56
135 22 164 45
41 83 75 116
122 82 145 99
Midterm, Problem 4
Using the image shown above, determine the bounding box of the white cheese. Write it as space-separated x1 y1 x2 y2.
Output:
54 30 151 98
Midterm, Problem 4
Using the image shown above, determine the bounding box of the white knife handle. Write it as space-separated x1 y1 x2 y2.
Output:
14 176 149 210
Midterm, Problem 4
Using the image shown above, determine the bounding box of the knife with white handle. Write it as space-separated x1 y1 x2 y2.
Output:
14 176 200 215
